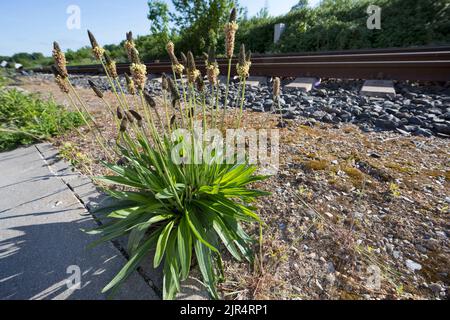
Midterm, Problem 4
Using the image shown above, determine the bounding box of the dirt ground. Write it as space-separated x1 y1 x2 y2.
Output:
13 76 449 300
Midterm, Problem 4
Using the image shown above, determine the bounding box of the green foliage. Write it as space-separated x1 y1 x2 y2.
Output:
0 88 83 151
90 137 269 299
250 0 450 53
148 0 170 34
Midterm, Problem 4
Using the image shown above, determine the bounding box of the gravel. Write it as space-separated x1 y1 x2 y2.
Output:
31 73 450 138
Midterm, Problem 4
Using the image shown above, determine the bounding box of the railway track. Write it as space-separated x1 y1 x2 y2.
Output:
33 46 450 81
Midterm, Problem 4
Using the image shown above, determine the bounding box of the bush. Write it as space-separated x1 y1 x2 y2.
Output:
0 88 84 151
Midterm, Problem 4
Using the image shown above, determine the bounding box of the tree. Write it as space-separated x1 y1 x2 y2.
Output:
291 0 309 11
148 0 170 34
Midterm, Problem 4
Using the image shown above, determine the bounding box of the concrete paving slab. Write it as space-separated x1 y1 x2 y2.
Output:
0 145 158 300
360 80 396 98
34 144 210 300
245 76 267 87
285 77 318 92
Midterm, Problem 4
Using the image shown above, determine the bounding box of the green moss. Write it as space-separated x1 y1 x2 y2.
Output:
302 160 329 171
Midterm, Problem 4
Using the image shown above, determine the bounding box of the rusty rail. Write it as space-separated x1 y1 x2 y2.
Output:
33 46 450 81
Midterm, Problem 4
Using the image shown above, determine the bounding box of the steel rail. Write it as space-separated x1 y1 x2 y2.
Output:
32 46 450 81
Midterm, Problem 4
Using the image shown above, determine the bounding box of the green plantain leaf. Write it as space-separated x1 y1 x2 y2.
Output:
194 239 219 299
177 215 192 281
154 220 175 268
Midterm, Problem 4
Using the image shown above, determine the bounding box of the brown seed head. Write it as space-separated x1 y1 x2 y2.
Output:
229 8 237 23
125 74 136 95
130 47 141 64
167 77 180 101
52 42 68 78
104 52 118 79
166 41 180 66
236 44 251 79
124 32 136 62
125 111 134 123
224 21 239 59
170 115 177 127
87 30 104 60
51 64 68 79
88 80 103 98
187 51 200 84
54 75 70 94
144 91 157 108
130 63 147 91
273 77 281 98
196 76 205 92
161 73 168 91
120 118 128 132
129 109 143 127
117 107 124 120
180 52 188 67
238 44 246 66
202 52 209 64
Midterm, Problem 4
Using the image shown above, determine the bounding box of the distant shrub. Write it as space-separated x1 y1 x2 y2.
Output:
0 88 84 151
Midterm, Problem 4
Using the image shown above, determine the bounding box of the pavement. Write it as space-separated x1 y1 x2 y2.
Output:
0 144 159 300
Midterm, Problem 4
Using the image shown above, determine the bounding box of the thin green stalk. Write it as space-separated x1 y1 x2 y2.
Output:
236 78 246 128
220 58 232 131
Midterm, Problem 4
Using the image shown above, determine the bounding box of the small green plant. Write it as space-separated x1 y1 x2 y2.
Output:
389 182 401 198
52 8 270 300
0 88 84 151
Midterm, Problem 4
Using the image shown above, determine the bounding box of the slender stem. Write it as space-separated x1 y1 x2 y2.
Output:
220 58 232 131
236 78 246 128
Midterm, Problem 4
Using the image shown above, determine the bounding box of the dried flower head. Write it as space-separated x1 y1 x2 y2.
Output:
180 52 188 67
229 7 237 23
187 51 200 84
236 44 251 79
161 73 168 91
206 46 220 86
172 63 185 76
117 107 124 120
170 114 177 127
104 52 118 79
125 111 135 124
87 30 105 60
202 52 209 64
51 64 68 79
54 75 70 94
273 77 281 98
52 42 68 78
119 118 128 132
224 8 239 58
206 63 220 86
167 77 180 101
125 74 136 95
129 109 143 127
124 31 136 61
88 80 103 98
165 43 184 75
196 75 205 92
166 41 175 58
224 21 239 59
144 91 157 108
130 62 147 91
246 50 252 63
130 47 141 64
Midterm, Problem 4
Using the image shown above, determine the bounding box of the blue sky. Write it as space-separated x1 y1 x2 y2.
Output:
0 0 320 56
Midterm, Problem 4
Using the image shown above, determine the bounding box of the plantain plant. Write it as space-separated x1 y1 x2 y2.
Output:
51 9 270 299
